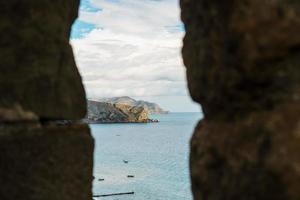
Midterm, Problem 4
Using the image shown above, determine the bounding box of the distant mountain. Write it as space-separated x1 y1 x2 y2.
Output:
97 96 169 114
85 100 150 123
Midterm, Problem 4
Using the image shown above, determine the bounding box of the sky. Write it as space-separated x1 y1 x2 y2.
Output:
70 0 200 112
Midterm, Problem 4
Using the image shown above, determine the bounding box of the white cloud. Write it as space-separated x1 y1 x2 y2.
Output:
70 0 188 99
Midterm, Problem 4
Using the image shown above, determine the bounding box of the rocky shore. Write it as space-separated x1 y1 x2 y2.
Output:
84 118 159 124
84 99 161 123
96 96 169 114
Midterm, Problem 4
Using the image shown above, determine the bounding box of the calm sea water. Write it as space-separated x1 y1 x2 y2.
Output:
91 112 202 200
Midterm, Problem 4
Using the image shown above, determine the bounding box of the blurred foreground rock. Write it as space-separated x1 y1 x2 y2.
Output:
0 1 93 200
0 0 86 119
181 0 300 199
0 123 93 200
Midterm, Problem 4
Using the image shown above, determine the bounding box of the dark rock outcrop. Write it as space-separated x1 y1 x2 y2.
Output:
0 1 93 200
181 0 300 199
0 123 93 200
86 100 149 123
3 0 300 199
0 0 86 120
98 96 169 114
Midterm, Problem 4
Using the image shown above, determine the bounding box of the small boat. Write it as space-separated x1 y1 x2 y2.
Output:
123 160 129 164
98 178 105 181
127 175 134 178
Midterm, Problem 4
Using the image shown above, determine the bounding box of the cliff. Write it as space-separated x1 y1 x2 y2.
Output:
97 96 169 114
85 100 152 123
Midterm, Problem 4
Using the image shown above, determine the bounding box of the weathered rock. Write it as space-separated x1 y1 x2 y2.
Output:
181 0 300 199
86 100 149 123
114 103 148 122
0 1 93 199
190 102 300 200
0 123 94 200
98 96 169 114
0 0 86 120
181 0 300 119
0 104 38 122
87 101 128 122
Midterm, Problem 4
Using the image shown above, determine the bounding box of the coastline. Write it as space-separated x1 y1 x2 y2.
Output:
91 113 200 200
84 118 159 124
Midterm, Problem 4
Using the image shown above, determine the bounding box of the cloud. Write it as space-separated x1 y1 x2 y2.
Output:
70 0 188 99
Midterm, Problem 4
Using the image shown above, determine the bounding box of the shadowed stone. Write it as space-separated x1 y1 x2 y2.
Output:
181 0 300 119
0 1 94 199
181 0 300 199
0 0 86 120
0 123 94 200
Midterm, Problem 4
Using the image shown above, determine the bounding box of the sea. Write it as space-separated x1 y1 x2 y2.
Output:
91 112 202 200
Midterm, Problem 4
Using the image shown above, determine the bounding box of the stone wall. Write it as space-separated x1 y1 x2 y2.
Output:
0 123 93 200
1 0 300 200
0 1 94 200
181 0 300 199
0 0 86 119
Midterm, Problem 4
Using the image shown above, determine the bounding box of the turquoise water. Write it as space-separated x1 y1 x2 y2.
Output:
91 112 202 200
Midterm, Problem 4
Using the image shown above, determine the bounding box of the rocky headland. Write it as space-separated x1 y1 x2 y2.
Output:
97 96 169 114
84 98 163 123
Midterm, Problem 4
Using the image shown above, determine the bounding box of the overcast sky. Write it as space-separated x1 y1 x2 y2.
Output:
70 0 200 112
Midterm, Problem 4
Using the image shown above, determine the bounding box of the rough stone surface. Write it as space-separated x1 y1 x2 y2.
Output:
0 104 38 122
87 100 149 122
181 0 300 119
114 103 148 122
0 123 94 200
87 100 129 122
0 1 94 199
0 0 86 120
99 96 169 114
181 0 300 199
